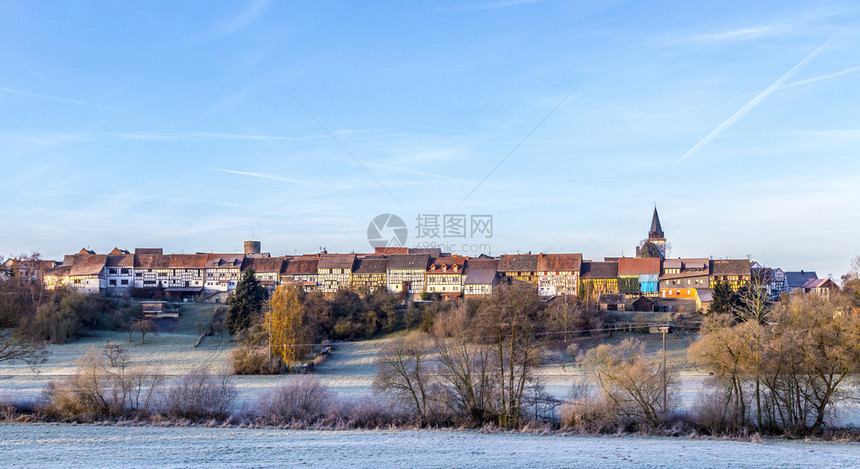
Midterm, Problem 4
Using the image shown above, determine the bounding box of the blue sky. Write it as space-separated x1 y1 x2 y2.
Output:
1 0 859 278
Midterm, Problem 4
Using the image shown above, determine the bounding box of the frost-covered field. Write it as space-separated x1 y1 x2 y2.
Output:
1 329 858 426
1 424 858 468
0 329 707 406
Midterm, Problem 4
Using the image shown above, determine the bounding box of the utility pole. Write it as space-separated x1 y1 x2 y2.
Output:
659 325 669 416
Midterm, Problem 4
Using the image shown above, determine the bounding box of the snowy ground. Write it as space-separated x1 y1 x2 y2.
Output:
1 424 858 468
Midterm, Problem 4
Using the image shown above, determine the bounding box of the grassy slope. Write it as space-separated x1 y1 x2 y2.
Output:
0 306 740 414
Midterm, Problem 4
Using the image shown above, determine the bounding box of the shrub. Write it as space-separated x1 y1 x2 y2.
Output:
690 390 740 436
342 398 410 429
43 347 163 420
161 368 237 421
25 290 105 344
255 377 331 426
559 378 620 433
229 346 281 375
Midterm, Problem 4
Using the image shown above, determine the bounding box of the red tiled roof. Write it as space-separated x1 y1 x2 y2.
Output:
580 261 618 279
374 247 408 255
206 253 244 267
618 258 660 275
135 253 170 269
135 248 163 255
498 254 540 272
106 254 135 267
710 259 751 276
464 258 498 273
538 253 582 272
318 253 356 270
242 256 285 273
353 257 389 274
388 254 430 270
70 255 107 276
427 256 466 273
46 265 72 277
168 254 208 269
283 258 319 275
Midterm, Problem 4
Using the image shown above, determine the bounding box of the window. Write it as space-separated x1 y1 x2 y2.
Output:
686 289 691 295
109 280 117 286
109 268 117 275
121 268 130 275
121 280 128 285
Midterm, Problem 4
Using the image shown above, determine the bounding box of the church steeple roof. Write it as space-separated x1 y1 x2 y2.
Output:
649 207 664 239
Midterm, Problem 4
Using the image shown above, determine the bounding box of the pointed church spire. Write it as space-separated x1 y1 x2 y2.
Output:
649 207 664 239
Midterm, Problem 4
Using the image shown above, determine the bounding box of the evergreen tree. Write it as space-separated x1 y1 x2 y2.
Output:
226 268 268 335
708 280 736 316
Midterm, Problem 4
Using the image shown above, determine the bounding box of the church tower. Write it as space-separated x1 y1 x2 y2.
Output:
636 207 667 258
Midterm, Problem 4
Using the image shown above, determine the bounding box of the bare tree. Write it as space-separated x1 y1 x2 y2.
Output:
134 319 157 344
735 274 770 431
763 294 860 434
102 340 128 368
582 338 677 428
474 282 543 428
0 329 47 365
688 314 753 429
373 332 433 425
432 304 497 426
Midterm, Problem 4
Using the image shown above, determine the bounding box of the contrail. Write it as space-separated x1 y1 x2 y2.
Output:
782 65 860 89
677 38 833 163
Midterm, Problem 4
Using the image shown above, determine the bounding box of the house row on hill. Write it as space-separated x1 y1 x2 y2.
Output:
3 208 835 311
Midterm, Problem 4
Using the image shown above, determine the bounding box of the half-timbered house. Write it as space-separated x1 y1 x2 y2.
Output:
579 261 619 302
497 254 540 287
351 257 389 292
105 248 135 297
709 259 752 291
317 253 356 294
463 258 499 297
536 253 582 297
204 253 244 291
425 256 466 299
242 256 286 292
618 257 661 299
69 254 107 295
280 256 319 292
387 253 430 296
